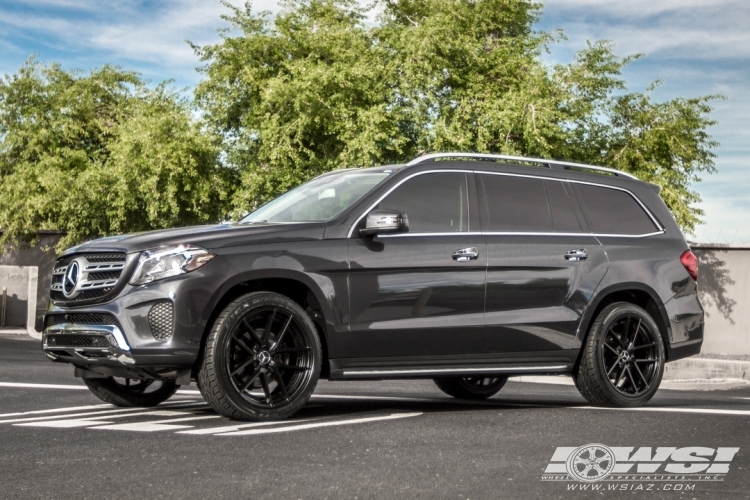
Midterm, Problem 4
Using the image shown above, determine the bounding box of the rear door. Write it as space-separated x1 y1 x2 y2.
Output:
347 171 486 358
478 172 608 353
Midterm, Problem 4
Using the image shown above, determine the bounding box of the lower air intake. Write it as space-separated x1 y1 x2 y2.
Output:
148 302 174 341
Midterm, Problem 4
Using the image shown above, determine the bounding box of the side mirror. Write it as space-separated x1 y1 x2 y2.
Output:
360 210 409 236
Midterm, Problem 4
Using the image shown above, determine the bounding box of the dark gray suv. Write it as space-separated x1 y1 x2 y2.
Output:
42 153 704 420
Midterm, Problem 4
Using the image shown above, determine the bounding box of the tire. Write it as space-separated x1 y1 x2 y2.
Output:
84 377 179 407
433 375 509 400
198 292 322 421
576 302 665 407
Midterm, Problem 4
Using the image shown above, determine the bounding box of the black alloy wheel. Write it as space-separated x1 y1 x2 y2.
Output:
576 302 665 407
199 292 321 421
601 314 660 396
433 375 509 400
84 377 179 407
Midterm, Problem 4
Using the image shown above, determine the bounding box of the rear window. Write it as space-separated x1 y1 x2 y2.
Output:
572 184 658 235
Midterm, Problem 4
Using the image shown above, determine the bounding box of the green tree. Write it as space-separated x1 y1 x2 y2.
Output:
0 59 234 252
196 0 719 232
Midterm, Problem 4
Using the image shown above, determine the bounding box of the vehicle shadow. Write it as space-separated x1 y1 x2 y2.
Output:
693 248 736 323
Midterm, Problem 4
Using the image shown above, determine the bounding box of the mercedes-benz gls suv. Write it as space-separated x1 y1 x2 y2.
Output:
42 153 704 420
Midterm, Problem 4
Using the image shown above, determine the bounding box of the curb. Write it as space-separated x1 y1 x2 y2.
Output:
664 357 750 383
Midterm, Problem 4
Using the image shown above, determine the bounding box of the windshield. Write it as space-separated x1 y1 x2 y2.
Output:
241 170 392 223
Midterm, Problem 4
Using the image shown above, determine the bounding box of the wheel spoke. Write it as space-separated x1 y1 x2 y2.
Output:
631 318 642 344
274 315 293 347
271 366 289 400
603 343 619 356
240 367 262 392
633 342 656 351
607 326 627 348
230 358 256 377
260 373 272 403
262 309 277 343
634 362 650 390
606 360 619 377
626 366 638 395
635 358 657 363
276 363 309 372
231 333 256 356
242 319 264 346
623 315 631 343
615 366 626 387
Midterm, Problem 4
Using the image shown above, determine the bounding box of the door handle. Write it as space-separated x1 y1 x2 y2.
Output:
452 247 479 261
565 248 587 261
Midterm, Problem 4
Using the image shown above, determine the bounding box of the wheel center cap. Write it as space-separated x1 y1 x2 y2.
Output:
619 351 631 363
258 351 272 365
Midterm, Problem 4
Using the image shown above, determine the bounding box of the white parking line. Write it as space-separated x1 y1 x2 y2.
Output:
0 403 207 425
177 418 321 435
91 415 222 432
0 381 88 390
0 403 113 418
221 412 422 436
14 410 196 428
576 406 750 417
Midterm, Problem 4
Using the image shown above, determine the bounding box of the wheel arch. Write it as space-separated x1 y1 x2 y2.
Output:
195 271 333 378
574 282 673 372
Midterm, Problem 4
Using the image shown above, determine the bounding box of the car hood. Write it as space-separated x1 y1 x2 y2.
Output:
61 222 327 256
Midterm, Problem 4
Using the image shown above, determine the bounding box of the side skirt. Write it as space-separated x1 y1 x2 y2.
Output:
328 350 578 380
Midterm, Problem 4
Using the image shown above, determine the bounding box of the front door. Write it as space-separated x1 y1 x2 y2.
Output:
477 172 609 353
348 171 486 358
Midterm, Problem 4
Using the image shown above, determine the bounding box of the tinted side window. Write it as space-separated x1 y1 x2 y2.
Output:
480 174 552 232
378 173 469 232
572 184 658 235
545 180 583 233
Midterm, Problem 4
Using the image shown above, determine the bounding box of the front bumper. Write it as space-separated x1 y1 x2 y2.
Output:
42 259 228 379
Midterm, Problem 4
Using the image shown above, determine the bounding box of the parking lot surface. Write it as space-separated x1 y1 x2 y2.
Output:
1 333 749 499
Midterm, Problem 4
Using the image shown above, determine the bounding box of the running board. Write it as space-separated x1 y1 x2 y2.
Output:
329 353 576 380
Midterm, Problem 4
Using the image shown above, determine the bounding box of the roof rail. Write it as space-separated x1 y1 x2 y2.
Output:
405 152 638 180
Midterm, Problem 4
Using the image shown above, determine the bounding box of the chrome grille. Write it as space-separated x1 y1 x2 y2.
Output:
50 253 127 302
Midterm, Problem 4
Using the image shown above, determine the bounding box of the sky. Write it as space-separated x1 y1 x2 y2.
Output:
1 0 748 243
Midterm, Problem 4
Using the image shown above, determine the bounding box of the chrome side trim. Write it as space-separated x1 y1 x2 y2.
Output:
43 323 131 351
347 168 663 239
341 365 569 376
379 230 666 239
405 152 639 180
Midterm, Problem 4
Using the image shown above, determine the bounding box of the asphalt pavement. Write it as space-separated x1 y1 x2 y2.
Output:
1 333 749 500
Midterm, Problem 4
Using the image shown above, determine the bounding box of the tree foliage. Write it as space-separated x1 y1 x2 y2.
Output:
196 0 719 231
0 59 234 252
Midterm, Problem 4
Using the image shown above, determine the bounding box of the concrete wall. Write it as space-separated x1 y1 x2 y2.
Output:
0 232 62 331
692 245 750 356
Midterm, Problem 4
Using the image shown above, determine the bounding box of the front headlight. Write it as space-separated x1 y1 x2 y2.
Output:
129 245 216 285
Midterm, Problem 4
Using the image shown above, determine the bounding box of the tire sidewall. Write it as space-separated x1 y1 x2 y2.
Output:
208 292 321 419
590 303 665 406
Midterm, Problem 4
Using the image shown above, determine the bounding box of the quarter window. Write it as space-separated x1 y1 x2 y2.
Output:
377 173 469 233
572 183 658 235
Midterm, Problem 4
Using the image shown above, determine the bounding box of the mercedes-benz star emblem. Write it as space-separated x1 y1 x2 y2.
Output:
257 351 272 365
62 260 80 298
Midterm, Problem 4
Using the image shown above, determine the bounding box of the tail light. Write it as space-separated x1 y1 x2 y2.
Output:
680 250 698 281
